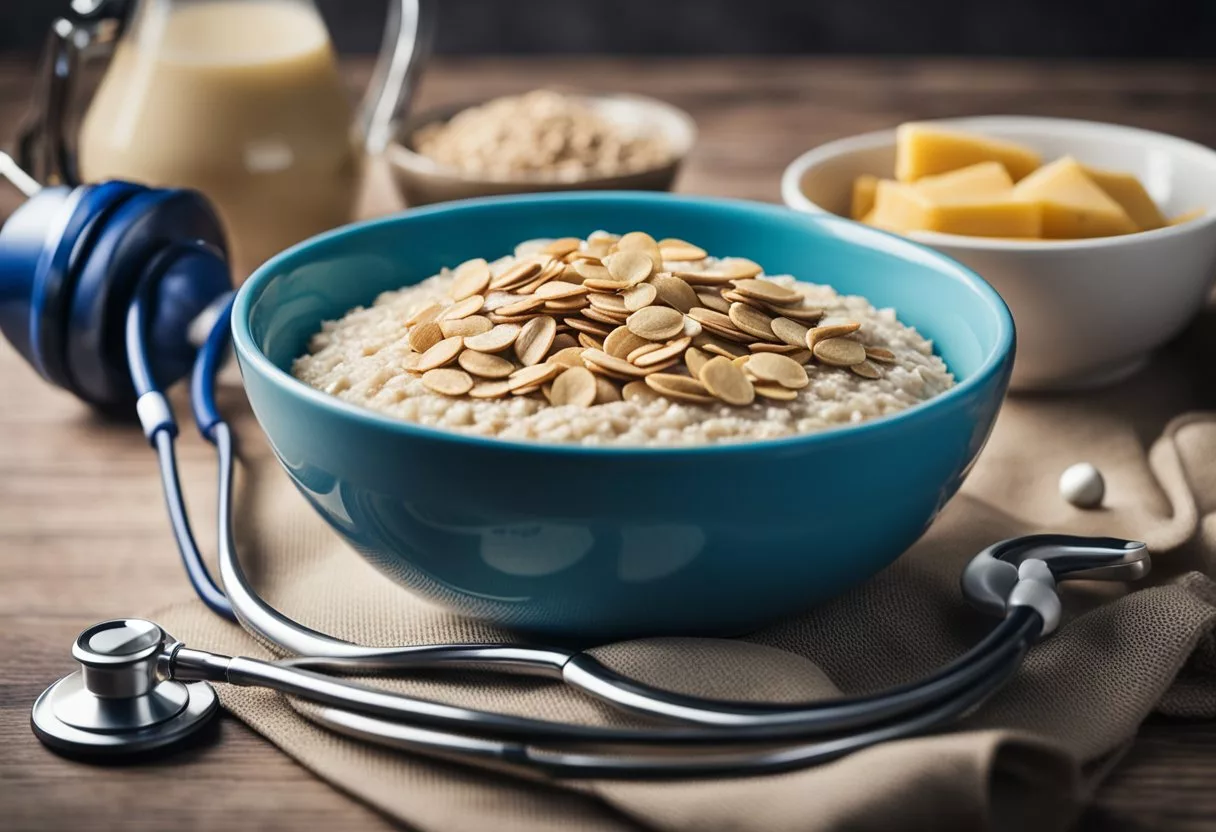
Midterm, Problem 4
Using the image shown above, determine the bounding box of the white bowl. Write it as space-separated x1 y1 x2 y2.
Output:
781 116 1216 390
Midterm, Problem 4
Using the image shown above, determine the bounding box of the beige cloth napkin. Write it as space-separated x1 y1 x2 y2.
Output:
152 306 1216 832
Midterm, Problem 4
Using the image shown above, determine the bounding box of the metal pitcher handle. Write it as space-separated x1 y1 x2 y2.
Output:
360 0 435 155
14 0 129 188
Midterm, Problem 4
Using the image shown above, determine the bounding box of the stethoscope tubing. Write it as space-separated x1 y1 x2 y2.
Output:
292 640 1028 779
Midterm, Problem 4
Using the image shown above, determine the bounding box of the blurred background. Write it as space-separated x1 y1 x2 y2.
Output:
3 0 1215 57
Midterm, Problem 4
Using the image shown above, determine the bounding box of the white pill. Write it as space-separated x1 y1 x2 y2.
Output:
1059 463 1105 509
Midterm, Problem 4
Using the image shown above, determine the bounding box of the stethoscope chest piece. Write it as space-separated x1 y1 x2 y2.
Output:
31 619 218 756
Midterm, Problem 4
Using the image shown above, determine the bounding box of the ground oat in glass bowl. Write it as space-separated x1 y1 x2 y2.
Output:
387 91 696 205
292 231 955 447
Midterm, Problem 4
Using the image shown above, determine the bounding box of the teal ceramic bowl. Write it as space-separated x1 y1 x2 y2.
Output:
233 193 1014 638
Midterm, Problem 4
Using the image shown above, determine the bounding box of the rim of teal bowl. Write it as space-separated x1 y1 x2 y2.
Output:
233 192 1015 457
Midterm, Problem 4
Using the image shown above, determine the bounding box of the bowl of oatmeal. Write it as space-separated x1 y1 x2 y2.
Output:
387 90 695 205
233 193 1014 638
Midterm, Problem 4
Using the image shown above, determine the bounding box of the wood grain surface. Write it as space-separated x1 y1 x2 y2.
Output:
1 57 1214 831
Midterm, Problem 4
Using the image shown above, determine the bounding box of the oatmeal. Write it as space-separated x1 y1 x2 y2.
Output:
292 232 955 447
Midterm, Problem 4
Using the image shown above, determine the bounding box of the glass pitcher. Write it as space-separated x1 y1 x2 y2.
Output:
16 0 432 276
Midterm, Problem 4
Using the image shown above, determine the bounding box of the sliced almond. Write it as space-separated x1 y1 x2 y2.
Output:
468 380 511 399
626 306 686 341
765 303 824 323
582 307 629 326
865 346 896 363
626 342 664 363
594 376 623 404
651 273 699 313
730 278 801 305
421 368 473 396
745 353 809 389
582 278 631 292
694 332 749 358
622 282 658 311
771 317 810 348
727 302 778 341
688 307 749 342
806 320 861 350
544 298 590 313
490 259 543 290
580 349 649 378
748 342 800 354
604 250 655 286
549 366 597 407
549 332 578 352
622 380 659 402
694 290 731 314
495 295 549 317
574 260 613 283
515 316 557 366
658 239 709 261
508 362 562 391
717 258 764 279
587 292 630 315
850 359 882 379
561 263 587 283
543 237 582 257
676 270 738 287
438 295 485 321
405 302 443 327
457 349 516 379
617 231 663 268
549 346 587 368
684 346 710 377
699 356 755 405
720 289 766 308
451 258 491 300
439 315 493 338
644 373 716 405
754 383 798 401
535 280 588 300
577 332 605 350
464 324 520 353
813 337 867 367
604 325 652 359
408 321 444 353
617 230 660 250
633 336 692 368
416 336 465 371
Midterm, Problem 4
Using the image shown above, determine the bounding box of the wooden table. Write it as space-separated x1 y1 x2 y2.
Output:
2 57 1214 831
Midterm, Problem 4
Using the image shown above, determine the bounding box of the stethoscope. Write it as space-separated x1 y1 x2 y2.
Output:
0 155 1152 779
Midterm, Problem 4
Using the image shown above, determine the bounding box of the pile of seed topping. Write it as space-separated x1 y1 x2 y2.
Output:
392 232 897 409
412 90 674 182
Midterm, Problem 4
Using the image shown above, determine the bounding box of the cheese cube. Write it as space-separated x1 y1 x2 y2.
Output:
1081 165 1166 231
913 162 1014 201
851 175 879 220
896 123 1041 183
1013 157 1137 238
867 180 1041 238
